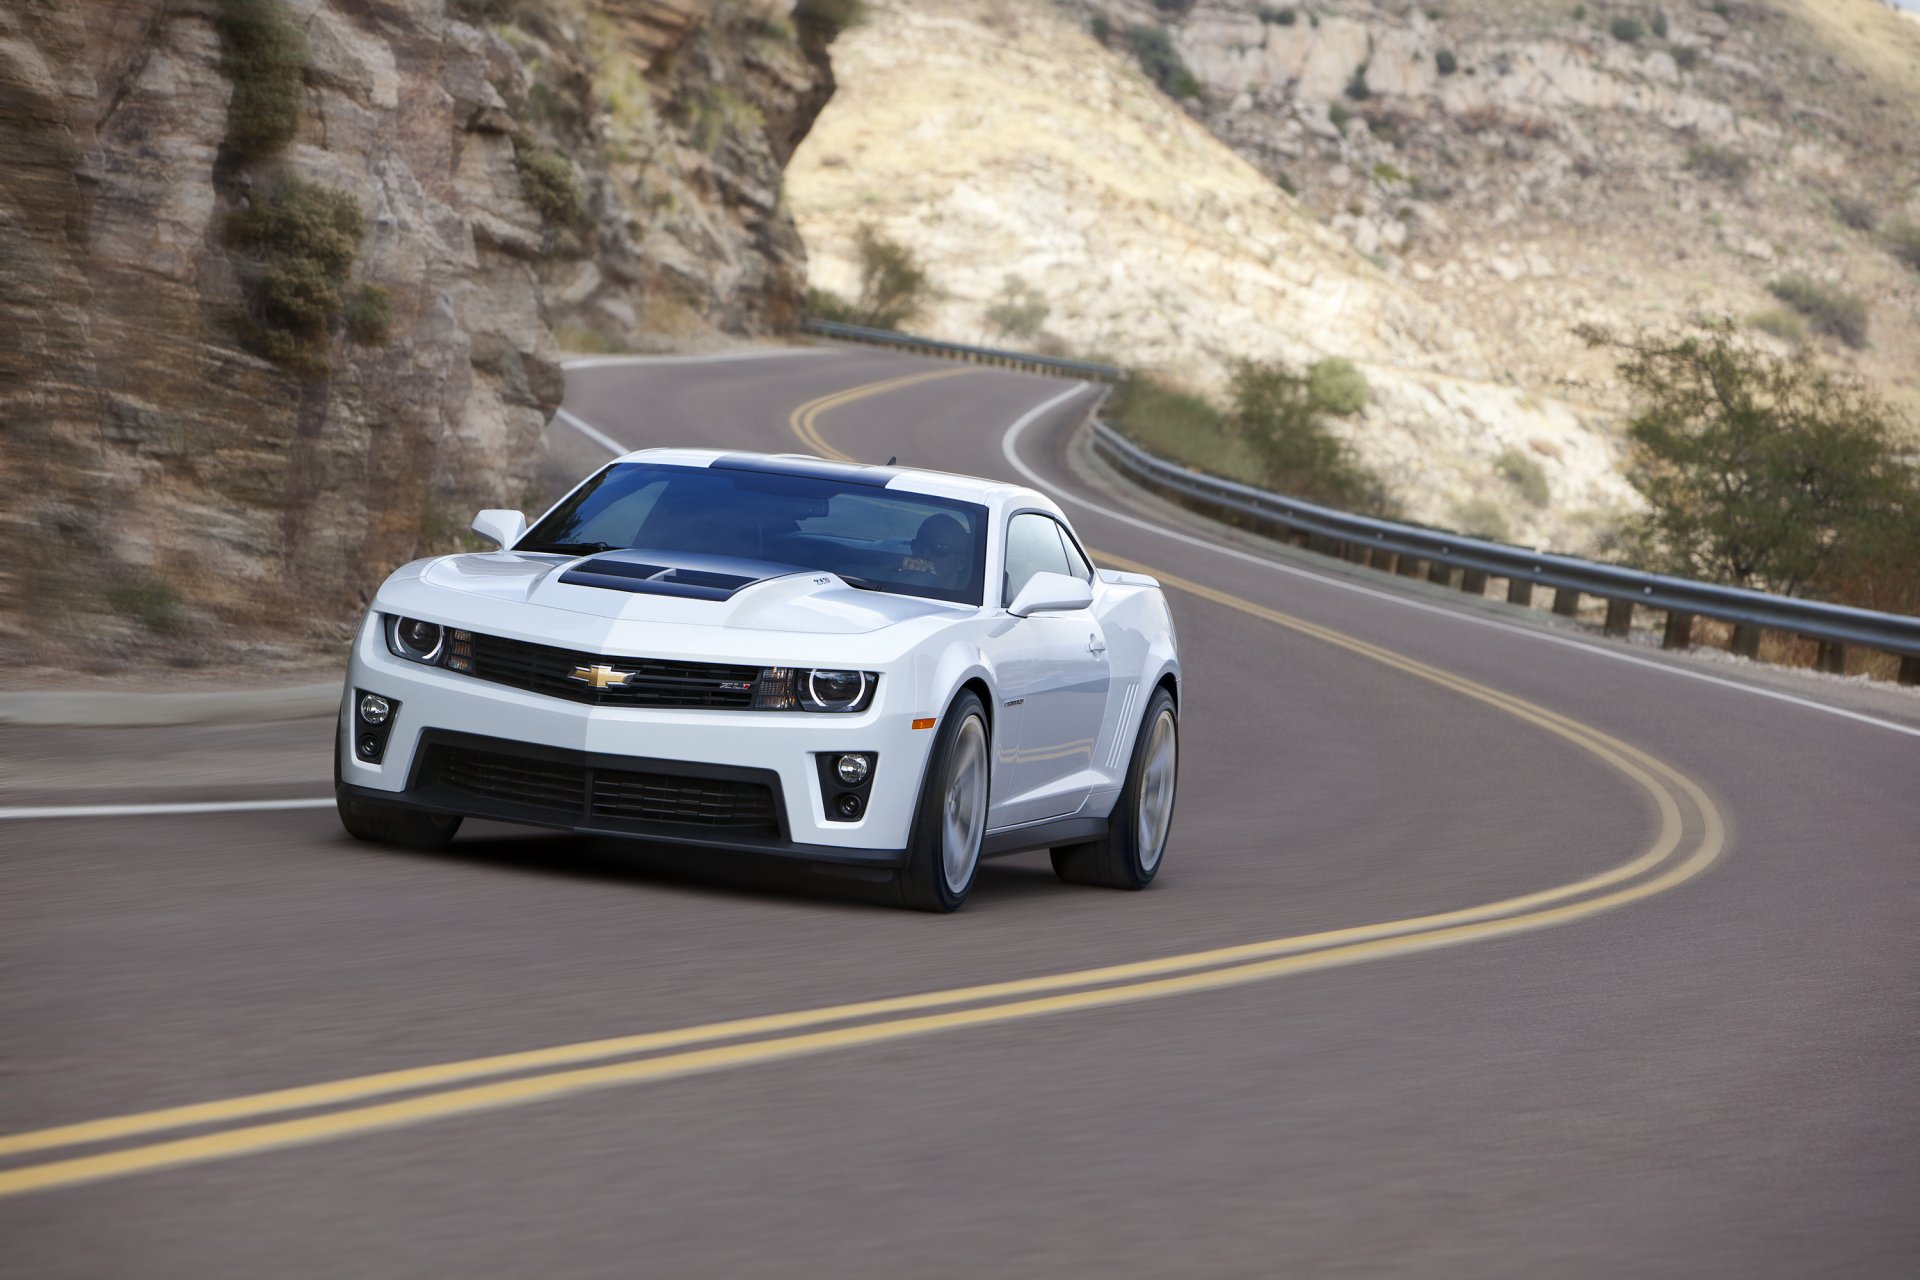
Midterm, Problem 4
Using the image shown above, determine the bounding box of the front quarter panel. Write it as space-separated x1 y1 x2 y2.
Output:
1088 580 1179 798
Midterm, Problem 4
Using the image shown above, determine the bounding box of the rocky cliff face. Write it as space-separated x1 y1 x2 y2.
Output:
0 0 835 674
1127 0 1920 413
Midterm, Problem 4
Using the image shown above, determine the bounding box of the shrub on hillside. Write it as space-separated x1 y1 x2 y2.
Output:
805 287 857 324
1767 275 1869 349
1673 44 1700 71
1831 194 1876 232
845 224 929 330
1580 320 1919 600
1259 6 1297 24
216 0 306 161
1885 218 1920 272
1651 10 1669 38
1610 16 1644 42
225 178 363 365
1746 308 1808 346
1306 357 1370 415
512 136 583 227
984 275 1049 342
1435 49 1458 75
793 0 867 35
1495 450 1551 507
1683 142 1752 186
1230 361 1391 512
1126 24 1201 99
343 284 391 344
1345 65 1371 101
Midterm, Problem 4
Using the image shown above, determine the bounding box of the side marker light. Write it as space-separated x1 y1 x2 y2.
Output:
912 718 936 731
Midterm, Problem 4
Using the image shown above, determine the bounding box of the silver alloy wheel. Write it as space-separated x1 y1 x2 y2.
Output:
942 716 989 894
1135 708 1177 872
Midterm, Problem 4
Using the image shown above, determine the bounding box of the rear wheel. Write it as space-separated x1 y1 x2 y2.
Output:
333 721 461 850
1051 686 1177 891
896 691 990 912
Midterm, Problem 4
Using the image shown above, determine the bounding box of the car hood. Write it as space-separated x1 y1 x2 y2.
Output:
411 551 958 635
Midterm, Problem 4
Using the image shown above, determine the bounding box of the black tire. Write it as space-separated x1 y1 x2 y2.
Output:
1052 686 1177 891
333 721 461 850
895 690 991 913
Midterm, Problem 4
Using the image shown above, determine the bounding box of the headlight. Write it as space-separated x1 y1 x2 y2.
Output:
751 667 877 713
384 617 473 669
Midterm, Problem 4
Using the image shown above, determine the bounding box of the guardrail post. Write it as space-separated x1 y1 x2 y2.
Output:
1901 654 1920 686
1461 569 1488 596
1427 562 1455 587
1346 543 1369 565
1506 578 1532 607
1815 639 1846 675
1731 624 1761 659
1396 555 1422 578
1369 548 1394 571
1604 598 1634 637
1552 587 1581 617
1662 611 1693 650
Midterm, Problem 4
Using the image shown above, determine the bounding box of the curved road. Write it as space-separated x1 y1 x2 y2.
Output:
3 348 1917 1276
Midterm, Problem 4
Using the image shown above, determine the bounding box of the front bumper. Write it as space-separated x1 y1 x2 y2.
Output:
340 615 930 859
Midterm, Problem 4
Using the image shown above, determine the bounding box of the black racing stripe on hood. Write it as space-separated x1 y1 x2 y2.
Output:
558 550 802 601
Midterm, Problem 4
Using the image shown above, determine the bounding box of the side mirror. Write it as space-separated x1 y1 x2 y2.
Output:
1008 571 1093 618
471 509 528 550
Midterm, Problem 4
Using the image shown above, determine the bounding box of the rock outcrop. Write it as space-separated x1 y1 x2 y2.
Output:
0 0 836 671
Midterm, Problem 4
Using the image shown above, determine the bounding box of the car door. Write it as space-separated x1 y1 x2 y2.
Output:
989 512 1110 827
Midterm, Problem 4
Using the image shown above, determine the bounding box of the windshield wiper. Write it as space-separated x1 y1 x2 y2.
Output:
836 575 885 592
518 541 620 555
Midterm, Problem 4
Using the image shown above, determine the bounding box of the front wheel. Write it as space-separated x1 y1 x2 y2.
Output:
896 691 990 912
1052 686 1177 891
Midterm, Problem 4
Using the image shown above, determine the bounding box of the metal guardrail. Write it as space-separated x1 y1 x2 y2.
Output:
1091 419 1920 682
801 318 1127 383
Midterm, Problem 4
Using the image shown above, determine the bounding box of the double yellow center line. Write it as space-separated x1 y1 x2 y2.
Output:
0 371 1726 1199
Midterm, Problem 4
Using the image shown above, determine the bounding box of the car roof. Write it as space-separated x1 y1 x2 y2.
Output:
609 447 1056 514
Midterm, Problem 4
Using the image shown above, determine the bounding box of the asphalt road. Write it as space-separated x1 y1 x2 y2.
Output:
3 347 1917 1277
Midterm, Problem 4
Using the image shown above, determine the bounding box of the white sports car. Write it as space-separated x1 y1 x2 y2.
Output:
335 449 1181 910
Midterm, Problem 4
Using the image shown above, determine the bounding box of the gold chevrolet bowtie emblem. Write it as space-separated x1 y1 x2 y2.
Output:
569 664 633 690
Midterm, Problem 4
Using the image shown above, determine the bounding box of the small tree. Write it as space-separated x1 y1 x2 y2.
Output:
984 274 1049 342
849 224 929 330
1230 360 1389 511
1581 321 1917 597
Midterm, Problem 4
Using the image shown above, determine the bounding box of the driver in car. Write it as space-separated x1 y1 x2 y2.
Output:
900 513 970 589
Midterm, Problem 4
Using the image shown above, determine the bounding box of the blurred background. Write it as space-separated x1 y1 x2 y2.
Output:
4 0 1918 688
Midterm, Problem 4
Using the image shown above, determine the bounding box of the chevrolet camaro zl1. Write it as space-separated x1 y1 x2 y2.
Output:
335 449 1180 911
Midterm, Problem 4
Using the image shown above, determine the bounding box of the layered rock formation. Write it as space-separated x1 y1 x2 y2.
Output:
0 0 835 671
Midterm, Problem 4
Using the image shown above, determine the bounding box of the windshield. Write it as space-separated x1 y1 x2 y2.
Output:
520 462 990 606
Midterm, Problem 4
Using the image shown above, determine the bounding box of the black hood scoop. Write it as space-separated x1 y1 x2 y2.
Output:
557 550 803 602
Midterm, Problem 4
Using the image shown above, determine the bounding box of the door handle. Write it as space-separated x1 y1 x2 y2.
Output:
1087 634 1107 656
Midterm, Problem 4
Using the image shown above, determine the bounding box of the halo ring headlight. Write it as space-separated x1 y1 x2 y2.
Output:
386 617 446 664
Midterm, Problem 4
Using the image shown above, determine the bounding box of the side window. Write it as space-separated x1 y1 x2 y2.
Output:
1003 512 1071 606
1055 522 1093 582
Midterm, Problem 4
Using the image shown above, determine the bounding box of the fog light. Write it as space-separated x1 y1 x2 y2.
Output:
834 753 871 786
358 693 391 726
833 793 864 820
357 734 381 760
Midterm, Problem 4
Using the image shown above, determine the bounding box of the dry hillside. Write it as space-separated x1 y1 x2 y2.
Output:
787 0 1920 550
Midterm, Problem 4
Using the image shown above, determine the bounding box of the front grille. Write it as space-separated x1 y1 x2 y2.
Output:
466 632 760 709
425 741 778 832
